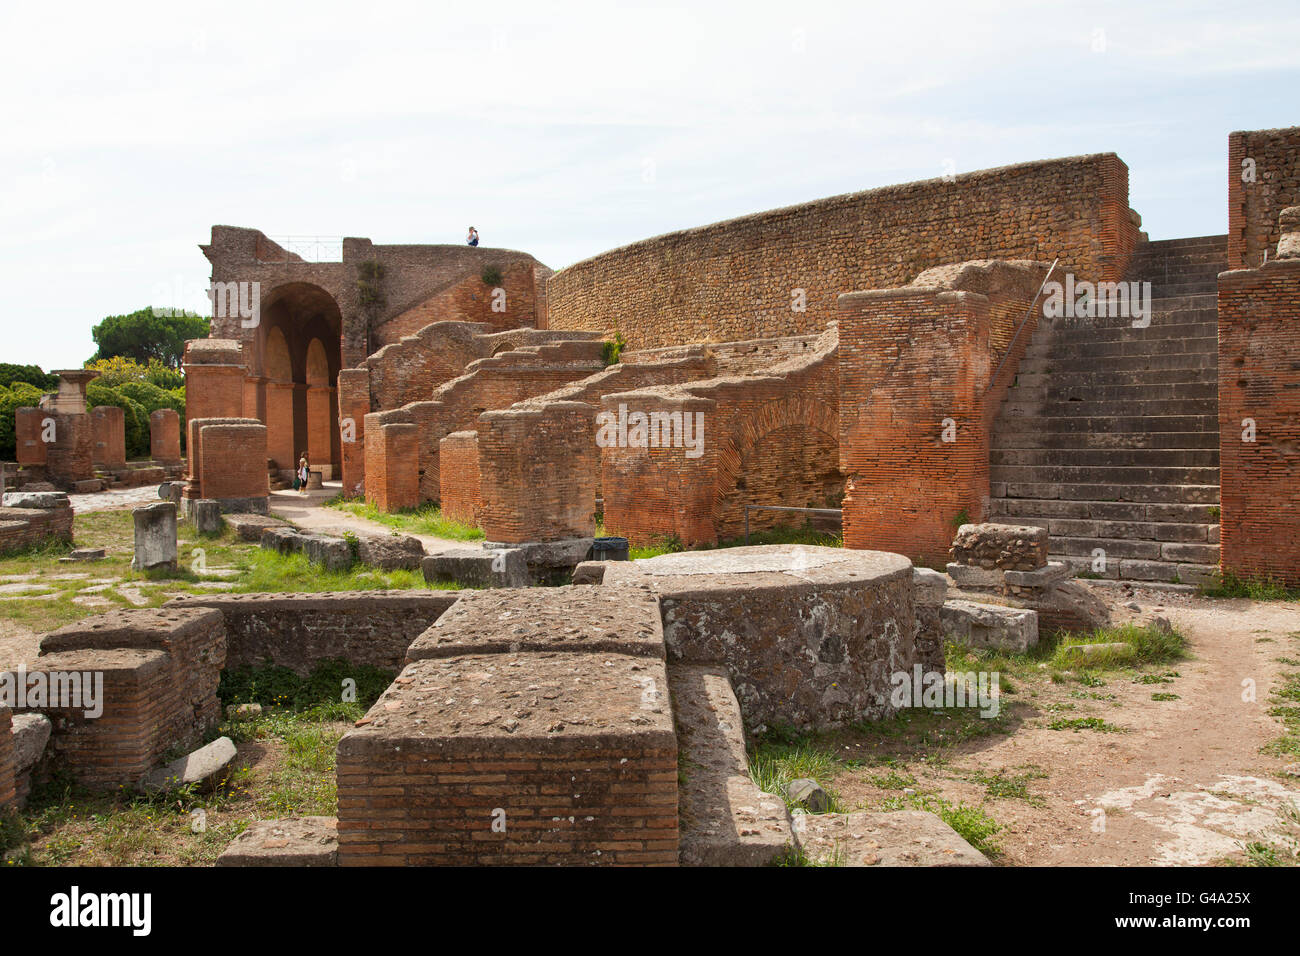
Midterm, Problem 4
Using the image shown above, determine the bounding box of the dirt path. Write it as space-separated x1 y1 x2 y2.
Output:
833 590 1300 866
266 484 467 554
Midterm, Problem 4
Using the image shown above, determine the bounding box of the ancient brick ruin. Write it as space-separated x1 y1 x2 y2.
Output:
168 127 1300 586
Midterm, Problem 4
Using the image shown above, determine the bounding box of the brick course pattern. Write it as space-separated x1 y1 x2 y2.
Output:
91 405 126 469
548 154 1137 350
0 499 74 554
1228 127 1300 269
14 407 48 466
186 419 269 503
1218 255 1300 586
837 260 1051 565
335 650 681 868
438 432 482 526
18 608 227 788
150 408 182 463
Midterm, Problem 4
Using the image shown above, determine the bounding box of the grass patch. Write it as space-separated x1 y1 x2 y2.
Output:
1151 692 1180 702
1201 570 1300 602
748 734 845 813
1050 622 1187 671
970 767 1047 804
1047 716 1122 733
325 496 483 542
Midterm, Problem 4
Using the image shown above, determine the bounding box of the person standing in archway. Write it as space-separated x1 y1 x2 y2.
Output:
298 454 310 495
467 226 479 247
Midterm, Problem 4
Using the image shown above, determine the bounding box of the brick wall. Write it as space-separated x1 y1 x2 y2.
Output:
15 407 47 466
478 402 599 542
149 408 181 463
166 591 459 673
1228 127 1300 269
374 260 541 344
837 260 1050 565
0 499 74 554
600 325 839 547
549 153 1136 349
44 412 94 489
1218 255 1300 585
91 405 126 469
194 422 268 501
439 432 481 526
364 421 419 511
18 608 227 789
337 368 370 497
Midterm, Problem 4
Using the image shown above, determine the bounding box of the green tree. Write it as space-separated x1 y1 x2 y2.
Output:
89 308 209 368
0 364 57 392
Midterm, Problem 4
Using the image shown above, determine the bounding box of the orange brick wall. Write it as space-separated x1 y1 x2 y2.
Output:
338 368 370 497
91 405 126 469
364 421 419 511
0 705 14 810
374 260 541 345
837 262 1048 565
1228 127 1300 269
439 432 481 526
549 153 1136 349
0 500 74 553
15 407 48 466
149 408 181 463
478 403 598 542
1218 257 1300 586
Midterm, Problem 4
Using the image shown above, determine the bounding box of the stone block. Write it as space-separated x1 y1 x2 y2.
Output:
226 513 288 542
950 523 1049 571
791 811 991 866
946 563 1004 588
300 534 354 572
671 663 792 866
940 599 1039 652
131 501 177 572
193 499 224 535
216 816 338 867
421 548 528 588
140 736 236 793
406 585 664 663
351 531 424 571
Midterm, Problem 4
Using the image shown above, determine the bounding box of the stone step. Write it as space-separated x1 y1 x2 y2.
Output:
995 414 1219 434
1149 281 1221 297
988 496 1220 524
1013 368 1217 388
1017 353 1216 375
1049 555 1220 585
998 481 1220 504
992 430 1219 450
1036 533 1220 565
1023 336 1217 360
999 398 1217 418
1007 381 1218 403
990 448 1219 468
1035 321 1218 344
990 464 1220 485
989 514 1216 543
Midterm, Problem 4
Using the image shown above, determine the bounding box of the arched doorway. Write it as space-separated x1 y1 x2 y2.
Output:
254 283 343 481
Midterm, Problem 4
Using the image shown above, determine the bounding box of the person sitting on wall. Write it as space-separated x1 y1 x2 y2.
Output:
467 226 479 247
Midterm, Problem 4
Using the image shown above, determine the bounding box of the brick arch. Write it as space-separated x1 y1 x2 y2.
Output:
711 395 841 537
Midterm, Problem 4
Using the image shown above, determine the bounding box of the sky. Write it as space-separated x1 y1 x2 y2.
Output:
2 0 1297 370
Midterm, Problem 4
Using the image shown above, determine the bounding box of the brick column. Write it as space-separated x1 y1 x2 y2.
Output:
338 368 370 498
364 420 419 512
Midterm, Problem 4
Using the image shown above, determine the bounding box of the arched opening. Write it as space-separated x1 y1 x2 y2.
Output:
254 283 343 481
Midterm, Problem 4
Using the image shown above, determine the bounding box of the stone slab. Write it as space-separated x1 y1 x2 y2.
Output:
791 810 991 866
406 585 664 662
672 662 792 866
940 599 1039 652
140 736 236 793
225 513 289 542
422 548 529 589
216 816 338 867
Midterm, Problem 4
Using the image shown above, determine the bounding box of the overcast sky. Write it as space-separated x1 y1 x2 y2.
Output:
2 0 1297 370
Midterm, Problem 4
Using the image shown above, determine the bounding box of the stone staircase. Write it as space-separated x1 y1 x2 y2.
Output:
988 235 1227 584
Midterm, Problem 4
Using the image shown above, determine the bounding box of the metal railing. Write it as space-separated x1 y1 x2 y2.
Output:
987 256 1058 394
743 504 842 544
256 236 344 264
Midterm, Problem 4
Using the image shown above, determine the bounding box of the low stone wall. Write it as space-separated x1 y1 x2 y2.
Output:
165 591 460 674
17 608 226 789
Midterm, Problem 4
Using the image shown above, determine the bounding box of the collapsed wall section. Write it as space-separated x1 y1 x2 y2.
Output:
1228 126 1300 269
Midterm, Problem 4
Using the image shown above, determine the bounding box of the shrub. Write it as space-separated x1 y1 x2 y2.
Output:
480 265 503 287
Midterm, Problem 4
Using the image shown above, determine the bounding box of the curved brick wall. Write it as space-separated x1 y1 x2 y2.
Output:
548 153 1137 350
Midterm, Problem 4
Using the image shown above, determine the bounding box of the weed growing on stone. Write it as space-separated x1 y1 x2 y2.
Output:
325 495 484 542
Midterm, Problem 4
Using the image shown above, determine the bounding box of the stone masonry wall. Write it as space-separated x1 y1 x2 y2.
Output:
1228 126 1300 269
1218 255 1300 586
165 591 460 674
548 153 1136 350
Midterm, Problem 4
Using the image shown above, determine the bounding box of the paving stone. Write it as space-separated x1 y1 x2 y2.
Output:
216 816 338 867
792 810 991 866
